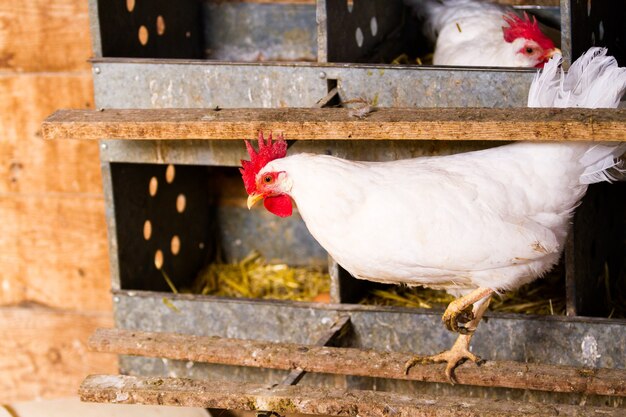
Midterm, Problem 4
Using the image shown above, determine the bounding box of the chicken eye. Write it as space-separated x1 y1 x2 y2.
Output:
525 47 534 54
263 175 273 184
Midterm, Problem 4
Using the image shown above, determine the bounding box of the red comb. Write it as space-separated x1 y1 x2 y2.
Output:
240 131 287 194
502 12 555 51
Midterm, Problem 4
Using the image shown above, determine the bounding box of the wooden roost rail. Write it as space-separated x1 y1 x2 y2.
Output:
80 374 625 417
81 328 626 417
42 107 626 141
88 328 626 397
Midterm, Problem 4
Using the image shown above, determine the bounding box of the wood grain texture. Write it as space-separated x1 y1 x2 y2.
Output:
42 107 626 142
89 328 626 397
0 73 99 194
0 195 111 311
0 0 114 404
80 374 624 417
0 0 92 72
0 305 116 403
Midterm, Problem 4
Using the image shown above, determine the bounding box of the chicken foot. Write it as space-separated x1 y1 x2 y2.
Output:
442 287 494 334
404 291 492 383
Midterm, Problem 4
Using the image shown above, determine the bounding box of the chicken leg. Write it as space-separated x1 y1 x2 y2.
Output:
405 289 493 383
442 287 494 334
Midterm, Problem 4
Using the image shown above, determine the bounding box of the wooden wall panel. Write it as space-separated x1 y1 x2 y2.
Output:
0 0 114 401
0 74 99 194
0 195 111 311
0 0 92 72
0 305 117 403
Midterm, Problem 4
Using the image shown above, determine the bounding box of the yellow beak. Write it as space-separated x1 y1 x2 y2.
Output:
247 193 263 209
545 48 562 59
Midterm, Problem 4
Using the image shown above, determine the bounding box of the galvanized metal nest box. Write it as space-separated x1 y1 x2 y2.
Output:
45 0 626 413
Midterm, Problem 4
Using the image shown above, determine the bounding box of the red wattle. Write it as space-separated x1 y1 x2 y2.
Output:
263 195 293 218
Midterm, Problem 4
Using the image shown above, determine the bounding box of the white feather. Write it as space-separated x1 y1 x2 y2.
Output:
527 53 563 108
579 144 626 184
528 47 626 184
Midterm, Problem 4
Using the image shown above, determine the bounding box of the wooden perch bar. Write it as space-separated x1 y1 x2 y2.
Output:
89 328 626 397
278 314 350 386
42 107 626 142
80 374 623 417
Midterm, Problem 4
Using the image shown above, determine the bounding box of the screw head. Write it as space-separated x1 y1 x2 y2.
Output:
94 67 101 74
319 71 327 79
100 143 107 150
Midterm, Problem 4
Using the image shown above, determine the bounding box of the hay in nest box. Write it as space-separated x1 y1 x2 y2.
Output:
167 253 622 318
361 271 567 316
188 251 331 302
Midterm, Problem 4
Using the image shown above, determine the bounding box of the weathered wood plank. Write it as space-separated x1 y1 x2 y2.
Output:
0 73 99 194
42 108 626 142
279 314 350 386
89 328 626 397
0 195 111 311
0 1 92 72
0 306 116 403
80 374 624 417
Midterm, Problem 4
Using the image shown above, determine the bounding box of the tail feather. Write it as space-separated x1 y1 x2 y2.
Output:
528 47 626 108
579 144 626 184
527 53 563 108
528 47 626 184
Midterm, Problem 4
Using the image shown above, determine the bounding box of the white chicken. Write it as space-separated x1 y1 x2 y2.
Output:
405 0 560 67
242 48 626 381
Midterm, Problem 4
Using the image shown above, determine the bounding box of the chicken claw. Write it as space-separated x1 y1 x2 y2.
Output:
404 289 493 382
441 287 494 334
442 303 474 334
404 334 484 384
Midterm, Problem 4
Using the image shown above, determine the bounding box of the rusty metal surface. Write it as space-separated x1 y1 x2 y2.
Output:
100 159 121 291
92 59 536 109
203 2 317 62
98 139 507 166
113 291 626 406
560 0 573 65
88 0 102 58
113 292 626 368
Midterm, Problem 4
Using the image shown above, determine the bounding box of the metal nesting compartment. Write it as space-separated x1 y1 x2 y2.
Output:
88 0 626 406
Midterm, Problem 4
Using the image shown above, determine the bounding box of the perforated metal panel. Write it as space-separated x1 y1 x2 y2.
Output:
98 0 203 59
318 0 406 63
111 163 212 291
